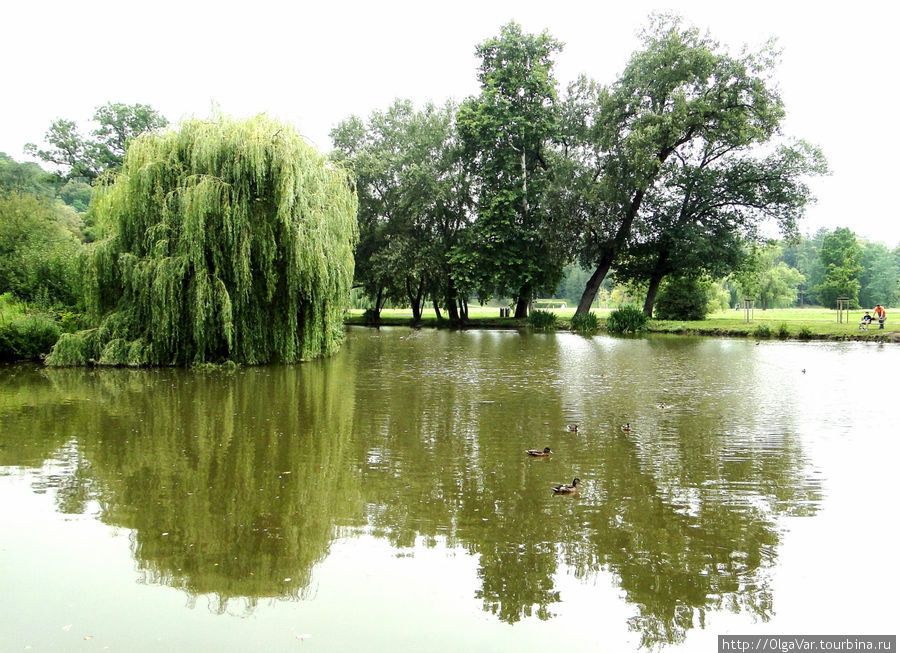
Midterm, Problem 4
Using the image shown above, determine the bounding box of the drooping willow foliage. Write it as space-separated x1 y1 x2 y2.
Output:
48 115 358 366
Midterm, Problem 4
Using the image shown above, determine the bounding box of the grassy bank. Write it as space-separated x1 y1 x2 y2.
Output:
345 306 899 342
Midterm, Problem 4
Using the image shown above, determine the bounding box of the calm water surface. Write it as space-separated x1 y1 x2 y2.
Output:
1 328 897 651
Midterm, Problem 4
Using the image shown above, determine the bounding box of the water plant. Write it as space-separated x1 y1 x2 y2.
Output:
528 309 557 330
570 312 599 335
606 305 648 334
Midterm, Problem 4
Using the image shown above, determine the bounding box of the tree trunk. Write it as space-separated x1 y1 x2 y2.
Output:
574 189 646 316
642 251 670 318
514 284 531 319
445 277 460 323
432 298 442 321
407 277 424 322
372 286 384 321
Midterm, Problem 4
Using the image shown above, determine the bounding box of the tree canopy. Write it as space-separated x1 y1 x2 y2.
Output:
47 114 358 366
456 22 565 318
25 102 168 181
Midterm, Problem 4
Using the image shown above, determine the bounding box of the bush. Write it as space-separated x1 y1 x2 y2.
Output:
655 277 710 321
361 308 380 323
570 312 599 335
752 324 772 339
0 313 61 360
45 329 100 366
776 322 790 339
797 326 813 340
606 305 648 334
528 309 557 330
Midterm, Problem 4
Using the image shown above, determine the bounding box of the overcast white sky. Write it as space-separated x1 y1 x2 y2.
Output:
3 0 898 246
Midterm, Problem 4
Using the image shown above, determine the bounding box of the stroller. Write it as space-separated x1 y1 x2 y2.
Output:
859 312 873 330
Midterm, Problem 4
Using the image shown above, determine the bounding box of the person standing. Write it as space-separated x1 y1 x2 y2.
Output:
873 304 887 329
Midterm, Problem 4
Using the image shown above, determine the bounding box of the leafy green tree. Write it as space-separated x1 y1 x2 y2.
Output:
731 243 805 309
616 140 825 316
47 115 358 366
859 241 899 308
0 192 82 307
816 227 862 308
566 15 786 315
456 22 565 318
781 228 827 305
332 100 471 322
654 276 711 320
25 102 168 181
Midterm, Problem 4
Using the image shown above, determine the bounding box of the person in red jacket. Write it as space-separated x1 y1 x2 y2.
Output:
873 304 886 329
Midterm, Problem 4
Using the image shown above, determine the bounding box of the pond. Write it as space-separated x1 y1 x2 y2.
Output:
1 328 896 651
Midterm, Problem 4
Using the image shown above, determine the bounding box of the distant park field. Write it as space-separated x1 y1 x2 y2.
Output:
346 306 897 340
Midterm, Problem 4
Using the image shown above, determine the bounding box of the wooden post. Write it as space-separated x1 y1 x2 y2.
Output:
743 298 754 323
836 297 850 324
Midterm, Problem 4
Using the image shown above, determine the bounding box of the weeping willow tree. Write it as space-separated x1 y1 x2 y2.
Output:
47 115 358 366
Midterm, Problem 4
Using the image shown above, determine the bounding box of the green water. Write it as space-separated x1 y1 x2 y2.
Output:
1 328 896 651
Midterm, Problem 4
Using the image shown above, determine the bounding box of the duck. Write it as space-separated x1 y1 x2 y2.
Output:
657 403 670 410
526 447 553 457
621 423 631 432
566 423 579 432
552 478 580 494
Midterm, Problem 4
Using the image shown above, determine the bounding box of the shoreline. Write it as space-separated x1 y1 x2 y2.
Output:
344 316 900 343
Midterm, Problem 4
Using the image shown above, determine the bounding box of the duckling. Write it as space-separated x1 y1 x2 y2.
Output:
621 423 631 432
566 423 579 432
552 477 580 494
525 447 553 457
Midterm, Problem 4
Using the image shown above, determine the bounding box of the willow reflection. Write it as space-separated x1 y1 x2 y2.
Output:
0 330 824 646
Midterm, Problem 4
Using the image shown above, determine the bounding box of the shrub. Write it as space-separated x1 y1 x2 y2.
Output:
46 329 101 366
528 309 557 330
570 312 599 335
797 326 813 340
655 277 710 320
361 308 380 323
606 305 648 334
0 313 61 360
752 324 772 339
776 322 790 339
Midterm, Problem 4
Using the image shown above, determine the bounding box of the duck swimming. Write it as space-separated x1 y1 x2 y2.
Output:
552 478 580 494
566 423 579 432
526 447 553 457
621 423 631 432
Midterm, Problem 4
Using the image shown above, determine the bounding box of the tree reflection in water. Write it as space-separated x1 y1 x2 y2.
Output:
0 330 822 646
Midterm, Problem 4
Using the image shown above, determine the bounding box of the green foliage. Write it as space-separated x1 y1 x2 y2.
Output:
776 322 790 339
816 227 862 308
47 115 358 367
606 305 648 333
527 309 557 330
752 324 771 339
654 277 710 321
0 312 61 360
456 22 566 314
732 243 805 309
331 100 470 322
570 312 598 335
25 102 168 180
797 326 813 340
0 191 83 307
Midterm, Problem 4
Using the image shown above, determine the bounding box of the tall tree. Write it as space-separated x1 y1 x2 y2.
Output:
456 22 564 318
331 100 472 322
47 115 358 366
816 227 863 308
25 102 168 181
566 15 786 315
858 241 899 308
616 140 826 316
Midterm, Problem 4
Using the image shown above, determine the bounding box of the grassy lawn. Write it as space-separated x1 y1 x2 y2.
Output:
345 306 898 341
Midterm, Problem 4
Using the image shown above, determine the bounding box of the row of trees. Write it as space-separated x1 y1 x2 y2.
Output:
334 15 829 321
